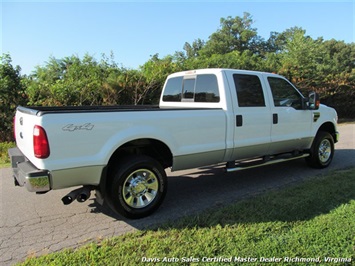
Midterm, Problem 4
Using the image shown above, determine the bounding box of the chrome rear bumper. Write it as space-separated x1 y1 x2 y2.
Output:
8 147 51 193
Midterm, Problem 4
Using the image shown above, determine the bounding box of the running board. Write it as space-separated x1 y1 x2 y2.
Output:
226 153 309 173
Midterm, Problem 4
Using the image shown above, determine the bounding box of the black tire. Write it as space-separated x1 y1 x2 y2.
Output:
306 131 334 169
107 155 167 219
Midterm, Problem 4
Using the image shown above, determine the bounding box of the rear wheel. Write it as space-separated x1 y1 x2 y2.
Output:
306 131 334 168
107 155 167 219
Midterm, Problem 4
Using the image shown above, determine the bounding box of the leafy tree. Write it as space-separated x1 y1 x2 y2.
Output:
27 54 111 106
140 54 182 104
263 31 284 54
101 68 128 105
183 39 205 59
199 13 262 57
0 54 27 141
183 50 262 71
316 40 355 117
278 28 323 89
114 68 145 105
2 13 355 121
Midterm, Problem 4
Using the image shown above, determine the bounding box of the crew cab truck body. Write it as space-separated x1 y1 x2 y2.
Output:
9 68 339 219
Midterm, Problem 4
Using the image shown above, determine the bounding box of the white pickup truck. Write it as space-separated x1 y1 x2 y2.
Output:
9 68 339 219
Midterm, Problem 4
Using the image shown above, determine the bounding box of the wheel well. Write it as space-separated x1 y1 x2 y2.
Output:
98 139 172 198
318 122 336 140
107 138 173 171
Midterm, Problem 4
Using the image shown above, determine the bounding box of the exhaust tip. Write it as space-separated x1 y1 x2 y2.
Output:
76 186 92 203
61 187 82 205
61 195 74 205
62 186 93 205
77 194 88 202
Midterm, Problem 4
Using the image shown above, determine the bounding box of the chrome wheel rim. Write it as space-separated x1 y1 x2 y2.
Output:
318 139 332 163
122 169 158 209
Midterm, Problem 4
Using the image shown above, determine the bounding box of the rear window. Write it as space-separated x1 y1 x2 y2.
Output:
162 76 183 102
162 74 220 103
195 74 220 103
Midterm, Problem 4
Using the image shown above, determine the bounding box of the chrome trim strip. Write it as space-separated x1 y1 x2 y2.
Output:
226 154 309 173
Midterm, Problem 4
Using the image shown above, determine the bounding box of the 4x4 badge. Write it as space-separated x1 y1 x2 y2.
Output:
62 123 94 132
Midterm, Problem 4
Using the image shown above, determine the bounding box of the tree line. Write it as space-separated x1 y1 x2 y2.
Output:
1 13 354 141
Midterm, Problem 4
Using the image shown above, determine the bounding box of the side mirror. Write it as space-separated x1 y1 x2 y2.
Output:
308 92 320 110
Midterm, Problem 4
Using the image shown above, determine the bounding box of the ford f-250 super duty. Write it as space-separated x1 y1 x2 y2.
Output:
8 68 339 219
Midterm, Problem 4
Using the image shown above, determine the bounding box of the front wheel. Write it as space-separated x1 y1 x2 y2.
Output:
306 131 334 169
107 155 167 219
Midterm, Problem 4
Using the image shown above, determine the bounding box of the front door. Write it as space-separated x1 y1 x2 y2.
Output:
264 76 313 154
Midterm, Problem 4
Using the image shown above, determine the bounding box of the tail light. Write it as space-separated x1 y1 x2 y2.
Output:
33 125 50 158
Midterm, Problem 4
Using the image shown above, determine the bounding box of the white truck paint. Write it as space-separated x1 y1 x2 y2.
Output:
9 68 339 218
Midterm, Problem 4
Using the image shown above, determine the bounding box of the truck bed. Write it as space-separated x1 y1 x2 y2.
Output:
17 105 161 116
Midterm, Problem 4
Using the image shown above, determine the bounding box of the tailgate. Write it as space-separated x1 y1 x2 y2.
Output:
14 106 41 166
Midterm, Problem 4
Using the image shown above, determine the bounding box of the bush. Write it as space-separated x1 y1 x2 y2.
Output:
0 142 15 165
0 54 27 142
322 85 355 119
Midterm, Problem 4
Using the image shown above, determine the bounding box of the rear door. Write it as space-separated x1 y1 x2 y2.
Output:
264 75 313 154
226 72 272 160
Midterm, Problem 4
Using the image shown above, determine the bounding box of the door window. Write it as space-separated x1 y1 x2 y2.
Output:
268 77 303 110
233 74 265 107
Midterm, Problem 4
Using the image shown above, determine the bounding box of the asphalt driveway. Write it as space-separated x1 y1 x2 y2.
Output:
1 123 354 265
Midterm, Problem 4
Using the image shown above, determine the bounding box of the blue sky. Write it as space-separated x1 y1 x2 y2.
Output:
2 0 354 75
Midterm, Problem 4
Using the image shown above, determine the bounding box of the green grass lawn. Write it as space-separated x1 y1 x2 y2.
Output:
18 168 355 266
